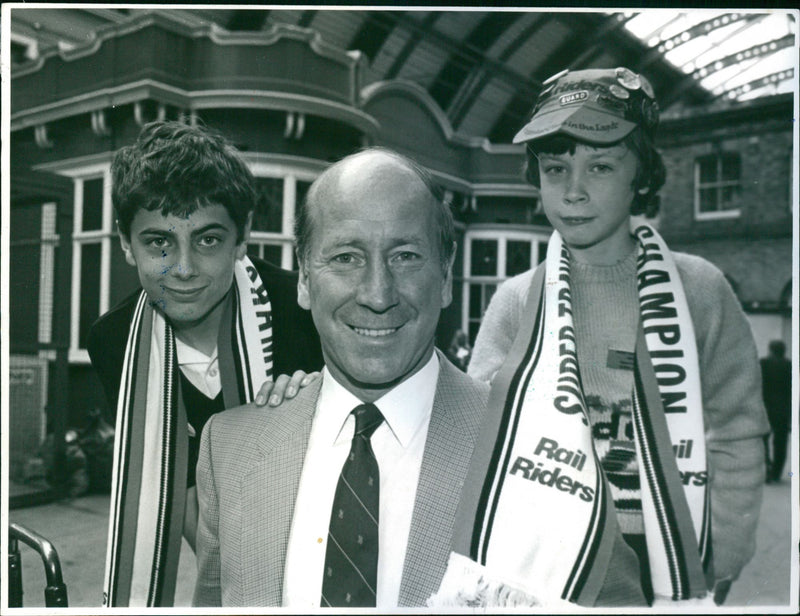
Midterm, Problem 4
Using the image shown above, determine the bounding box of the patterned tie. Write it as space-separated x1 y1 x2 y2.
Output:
321 403 384 607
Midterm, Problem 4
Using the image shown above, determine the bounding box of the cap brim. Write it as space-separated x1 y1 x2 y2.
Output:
513 105 637 145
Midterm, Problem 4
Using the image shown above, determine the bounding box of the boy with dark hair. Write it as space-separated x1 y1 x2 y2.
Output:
88 121 322 607
433 68 769 608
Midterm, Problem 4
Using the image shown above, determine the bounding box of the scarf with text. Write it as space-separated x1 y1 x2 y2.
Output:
103 256 273 607
430 225 711 607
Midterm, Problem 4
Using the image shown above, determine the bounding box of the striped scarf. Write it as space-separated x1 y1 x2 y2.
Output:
103 256 273 607
431 225 712 607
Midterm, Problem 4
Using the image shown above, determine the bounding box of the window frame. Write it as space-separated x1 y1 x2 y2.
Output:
69 163 114 364
247 161 320 270
461 226 550 344
693 151 742 220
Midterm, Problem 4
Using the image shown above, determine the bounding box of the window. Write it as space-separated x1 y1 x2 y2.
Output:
69 165 139 362
694 152 742 219
247 163 319 270
462 228 550 344
9 202 56 355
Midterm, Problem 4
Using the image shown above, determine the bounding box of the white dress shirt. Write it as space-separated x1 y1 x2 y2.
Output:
174 338 220 437
282 352 440 608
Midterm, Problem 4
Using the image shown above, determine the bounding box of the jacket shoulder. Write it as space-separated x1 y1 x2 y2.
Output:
204 378 321 453
436 354 490 435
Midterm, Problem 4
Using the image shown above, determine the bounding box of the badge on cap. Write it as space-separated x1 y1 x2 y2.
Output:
609 84 630 99
543 69 569 86
616 67 641 91
640 76 655 99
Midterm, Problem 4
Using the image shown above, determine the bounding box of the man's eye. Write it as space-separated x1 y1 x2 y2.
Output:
394 251 420 262
332 253 355 264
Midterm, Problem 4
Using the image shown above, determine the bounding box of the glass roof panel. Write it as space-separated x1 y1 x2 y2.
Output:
622 10 796 102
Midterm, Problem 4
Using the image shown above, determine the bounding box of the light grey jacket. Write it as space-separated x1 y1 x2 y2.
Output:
193 353 489 607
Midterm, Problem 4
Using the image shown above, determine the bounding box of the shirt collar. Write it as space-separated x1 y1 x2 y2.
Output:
318 351 440 448
174 336 218 367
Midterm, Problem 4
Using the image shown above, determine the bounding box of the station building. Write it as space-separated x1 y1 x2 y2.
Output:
7 11 794 477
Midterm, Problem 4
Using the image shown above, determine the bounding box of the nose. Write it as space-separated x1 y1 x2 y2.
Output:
170 243 197 280
355 259 399 313
563 171 588 205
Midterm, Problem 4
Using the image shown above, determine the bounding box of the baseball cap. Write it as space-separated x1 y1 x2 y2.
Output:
513 67 659 145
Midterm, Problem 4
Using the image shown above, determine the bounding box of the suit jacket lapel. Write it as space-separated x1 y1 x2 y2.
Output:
238 380 321 605
398 356 481 606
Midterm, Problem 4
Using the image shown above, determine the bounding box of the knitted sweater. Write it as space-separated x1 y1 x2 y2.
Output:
469 249 769 591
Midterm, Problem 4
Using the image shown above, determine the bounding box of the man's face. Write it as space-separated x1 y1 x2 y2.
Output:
538 142 643 264
120 203 248 333
298 154 453 401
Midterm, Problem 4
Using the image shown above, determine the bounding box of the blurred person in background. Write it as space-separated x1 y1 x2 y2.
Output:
761 339 792 483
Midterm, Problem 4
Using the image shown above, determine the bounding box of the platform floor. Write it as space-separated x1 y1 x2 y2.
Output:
6 478 797 609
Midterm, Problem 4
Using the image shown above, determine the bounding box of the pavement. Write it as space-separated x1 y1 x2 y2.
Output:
5 477 797 609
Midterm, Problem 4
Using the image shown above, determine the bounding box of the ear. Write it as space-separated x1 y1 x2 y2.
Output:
296 251 311 311
119 232 137 267
440 242 457 309
236 212 253 261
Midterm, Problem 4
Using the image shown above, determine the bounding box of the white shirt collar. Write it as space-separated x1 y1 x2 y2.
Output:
317 351 440 449
174 336 217 366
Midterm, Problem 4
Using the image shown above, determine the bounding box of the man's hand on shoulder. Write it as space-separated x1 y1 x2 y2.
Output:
255 370 320 407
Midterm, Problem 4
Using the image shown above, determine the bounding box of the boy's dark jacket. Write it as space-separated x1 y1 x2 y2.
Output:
88 256 324 413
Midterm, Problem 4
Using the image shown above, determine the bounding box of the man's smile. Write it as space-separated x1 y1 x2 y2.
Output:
350 325 402 337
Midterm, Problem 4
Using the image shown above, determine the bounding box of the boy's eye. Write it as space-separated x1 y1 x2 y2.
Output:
147 237 169 249
198 235 222 247
542 164 566 176
591 163 613 173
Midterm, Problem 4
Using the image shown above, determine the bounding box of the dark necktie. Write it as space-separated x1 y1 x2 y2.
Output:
321 403 384 607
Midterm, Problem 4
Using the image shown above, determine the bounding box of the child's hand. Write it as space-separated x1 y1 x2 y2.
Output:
255 370 320 407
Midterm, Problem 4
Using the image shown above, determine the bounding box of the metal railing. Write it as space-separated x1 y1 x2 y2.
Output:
8 522 69 607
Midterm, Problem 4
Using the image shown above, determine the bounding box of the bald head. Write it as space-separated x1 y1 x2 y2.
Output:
296 148 455 270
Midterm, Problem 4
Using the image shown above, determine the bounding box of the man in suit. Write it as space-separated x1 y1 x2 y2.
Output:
193 148 489 607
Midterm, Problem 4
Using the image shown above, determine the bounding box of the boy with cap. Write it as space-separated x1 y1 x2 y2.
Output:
431 68 768 607
88 121 323 606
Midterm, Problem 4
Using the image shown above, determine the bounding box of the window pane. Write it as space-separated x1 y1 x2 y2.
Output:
109 241 141 306
482 284 497 311
471 239 498 276
721 185 739 207
82 177 104 231
469 284 483 319
468 321 481 345
698 188 717 213
721 154 740 181
253 177 284 233
537 241 548 264
9 243 40 351
79 243 102 348
296 180 312 210
697 156 717 183
260 244 283 266
506 241 531 276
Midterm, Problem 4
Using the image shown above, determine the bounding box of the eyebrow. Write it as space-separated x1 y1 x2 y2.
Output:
137 223 231 237
322 235 428 251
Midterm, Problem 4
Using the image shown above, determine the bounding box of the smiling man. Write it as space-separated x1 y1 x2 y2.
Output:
193 148 489 608
87 121 322 607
